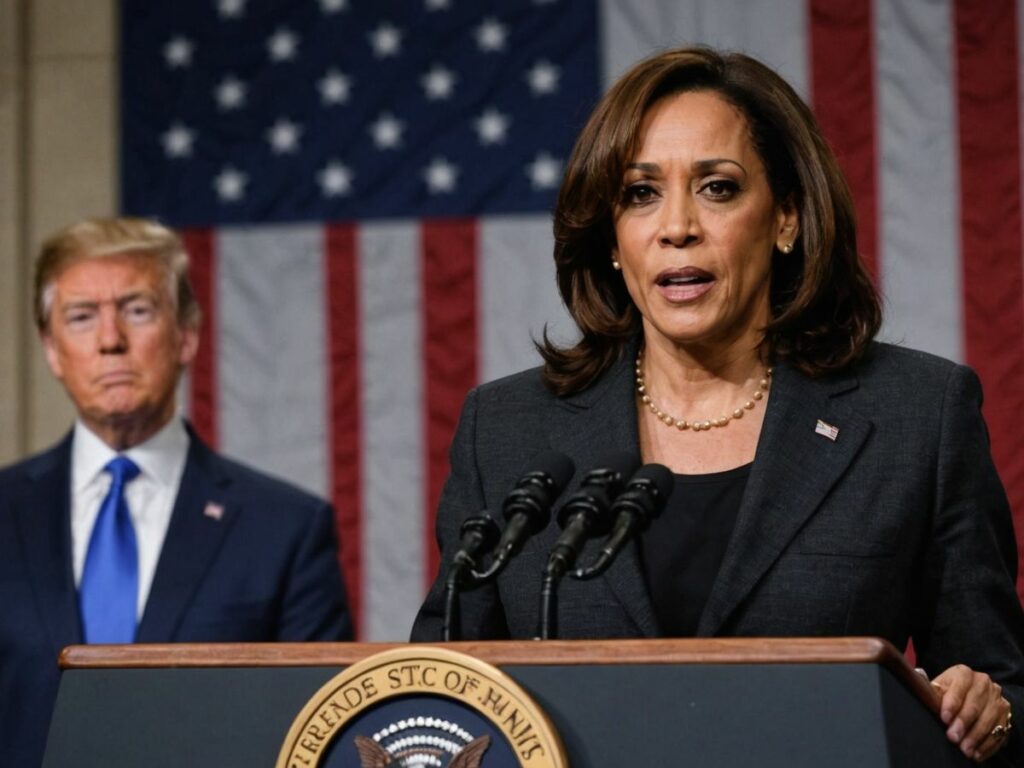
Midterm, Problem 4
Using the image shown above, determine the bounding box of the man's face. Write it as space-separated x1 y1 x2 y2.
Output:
41 252 198 446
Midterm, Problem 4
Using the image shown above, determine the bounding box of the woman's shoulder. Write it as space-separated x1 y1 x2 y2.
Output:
472 363 552 404
849 341 977 401
859 340 966 378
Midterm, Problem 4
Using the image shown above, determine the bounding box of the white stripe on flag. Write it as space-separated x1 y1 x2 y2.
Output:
479 215 576 384
599 0 810 98
358 221 425 641
217 225 329 497
876 0 963 362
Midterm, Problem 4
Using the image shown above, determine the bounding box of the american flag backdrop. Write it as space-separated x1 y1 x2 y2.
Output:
121 0 1024 640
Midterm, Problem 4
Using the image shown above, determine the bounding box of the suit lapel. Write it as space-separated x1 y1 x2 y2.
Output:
15 436 82 651
697 363 873 636
548 341 661 637
135 438 238 641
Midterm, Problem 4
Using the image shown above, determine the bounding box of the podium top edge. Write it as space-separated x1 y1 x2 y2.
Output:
60 636 900 669
58 637 941 714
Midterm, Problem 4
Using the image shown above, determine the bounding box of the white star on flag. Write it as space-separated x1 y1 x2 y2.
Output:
163 36 194 68
526 152 561 189
424 157 458 193
215 75 247 110
318 161 354 197
369 23 402 58
213 166 248 202
161 123 195 158
421 65 457 100
318 69 352 105
267 28 299 61
475 18 508 52
527 60 561 95
217 0 246 19
370 112 404 149
267 118 302 154
474 108 510 145
319 0 348 13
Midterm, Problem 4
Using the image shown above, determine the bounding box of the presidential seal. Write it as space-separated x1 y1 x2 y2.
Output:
276 646 568 768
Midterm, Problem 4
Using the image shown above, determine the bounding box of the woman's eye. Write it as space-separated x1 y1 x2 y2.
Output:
622 183 657 205
701 179 739 200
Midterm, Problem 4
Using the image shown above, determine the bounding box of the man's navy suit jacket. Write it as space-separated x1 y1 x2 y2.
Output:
0 430 352 766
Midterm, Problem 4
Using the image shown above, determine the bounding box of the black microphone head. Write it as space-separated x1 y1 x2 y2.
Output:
501 450 576 530
613 462 675 523
630 463 674 496
580 451 640 490
555 452 639 531
459 514 501 553
607 451 641 479
518 450 575 493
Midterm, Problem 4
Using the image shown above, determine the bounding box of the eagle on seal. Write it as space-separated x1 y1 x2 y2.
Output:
354 734 491 768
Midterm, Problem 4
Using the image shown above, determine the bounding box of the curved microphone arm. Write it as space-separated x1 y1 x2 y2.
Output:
442 514 500 641
537 453 638 639
470 451 576 584
572 463 674 581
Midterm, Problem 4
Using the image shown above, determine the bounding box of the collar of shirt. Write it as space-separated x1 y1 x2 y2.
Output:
72 416 190 497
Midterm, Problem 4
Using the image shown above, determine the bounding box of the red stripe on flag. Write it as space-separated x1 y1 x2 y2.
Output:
422 219 478 586
954 0 1024 596
182 229 217 447
809 0 879 280
326 224 364 637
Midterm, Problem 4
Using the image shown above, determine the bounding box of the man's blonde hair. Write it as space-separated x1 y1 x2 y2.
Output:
34 217 201 331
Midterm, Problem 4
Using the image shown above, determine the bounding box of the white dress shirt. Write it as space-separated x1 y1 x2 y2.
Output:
71 417 189 619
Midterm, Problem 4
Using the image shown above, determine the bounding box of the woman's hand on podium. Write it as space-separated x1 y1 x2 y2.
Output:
932 664 1012 762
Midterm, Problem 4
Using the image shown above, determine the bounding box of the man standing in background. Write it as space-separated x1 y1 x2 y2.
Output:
0 217 352 766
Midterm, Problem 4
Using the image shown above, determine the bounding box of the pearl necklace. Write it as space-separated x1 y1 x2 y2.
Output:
635 351 772 432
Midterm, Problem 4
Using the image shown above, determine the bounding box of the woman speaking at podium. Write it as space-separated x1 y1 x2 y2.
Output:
411 47 1024 764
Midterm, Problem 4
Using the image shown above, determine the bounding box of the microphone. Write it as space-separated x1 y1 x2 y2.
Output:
472 450 576 582
450 514 502 572
546 452 640 580
442 513 501 641
538 452 639 639
573 463 674 580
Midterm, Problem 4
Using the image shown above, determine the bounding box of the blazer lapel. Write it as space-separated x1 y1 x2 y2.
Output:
135 438 238 641
548 340 661 637
15 436 82 651
698 363 873 636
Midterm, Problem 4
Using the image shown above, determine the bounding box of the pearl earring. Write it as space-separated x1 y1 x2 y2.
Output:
612 259 621 270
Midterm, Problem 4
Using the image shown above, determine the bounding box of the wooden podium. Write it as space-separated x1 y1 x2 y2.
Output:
42 637 971 767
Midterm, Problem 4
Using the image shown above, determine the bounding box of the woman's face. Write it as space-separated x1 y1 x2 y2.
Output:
613 90 797 356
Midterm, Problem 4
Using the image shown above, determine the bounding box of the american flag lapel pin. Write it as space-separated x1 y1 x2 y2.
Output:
203 501 225 521
815 419 840 442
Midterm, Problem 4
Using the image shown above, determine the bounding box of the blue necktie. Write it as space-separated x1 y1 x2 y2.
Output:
79 456 141 643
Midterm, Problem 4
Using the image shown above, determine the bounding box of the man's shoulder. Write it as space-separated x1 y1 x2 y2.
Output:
190 440 329 513
0 438 69 491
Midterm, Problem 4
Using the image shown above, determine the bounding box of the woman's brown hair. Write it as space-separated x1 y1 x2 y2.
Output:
540 46 881 394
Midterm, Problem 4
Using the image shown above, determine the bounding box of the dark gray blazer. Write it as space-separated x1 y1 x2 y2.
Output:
412 340 1024 762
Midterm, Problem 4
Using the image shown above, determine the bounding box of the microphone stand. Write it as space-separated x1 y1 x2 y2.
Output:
442 515 500 641
537 457 634 639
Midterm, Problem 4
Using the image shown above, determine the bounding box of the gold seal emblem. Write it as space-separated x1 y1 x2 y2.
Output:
276 646 568 768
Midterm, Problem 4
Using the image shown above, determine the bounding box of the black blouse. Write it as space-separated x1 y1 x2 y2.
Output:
640 463 751 636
